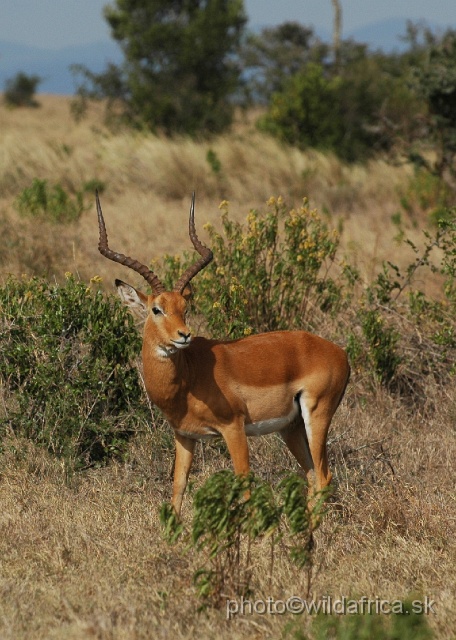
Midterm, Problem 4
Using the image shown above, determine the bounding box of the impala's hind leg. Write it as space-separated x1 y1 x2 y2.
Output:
299 395 333 493
281 417 314 487
281 417 323 531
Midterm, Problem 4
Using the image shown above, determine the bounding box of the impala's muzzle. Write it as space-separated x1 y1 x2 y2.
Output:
171 330 192 349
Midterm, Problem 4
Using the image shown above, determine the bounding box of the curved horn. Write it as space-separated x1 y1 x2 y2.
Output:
96 191 166 295
173 192 213 293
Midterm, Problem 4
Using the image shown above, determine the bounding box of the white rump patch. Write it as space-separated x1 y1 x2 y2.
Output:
299 395 312 446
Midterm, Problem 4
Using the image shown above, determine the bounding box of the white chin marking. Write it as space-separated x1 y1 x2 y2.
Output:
172 341 190 350
156 345 177 358
156 342 190 358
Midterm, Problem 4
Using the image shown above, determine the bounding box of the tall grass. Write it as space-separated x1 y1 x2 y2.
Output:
0 96 419 286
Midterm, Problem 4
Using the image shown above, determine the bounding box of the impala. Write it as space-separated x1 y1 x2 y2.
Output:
96 193 350 515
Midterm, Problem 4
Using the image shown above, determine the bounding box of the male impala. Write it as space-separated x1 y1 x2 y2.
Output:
96 193 350 515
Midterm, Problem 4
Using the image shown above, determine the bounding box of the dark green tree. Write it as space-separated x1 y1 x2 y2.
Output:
73 0 247 134
412 30 456 183
239 22 328 104
258 63 344 153
258 37 425 162
4 71 41 107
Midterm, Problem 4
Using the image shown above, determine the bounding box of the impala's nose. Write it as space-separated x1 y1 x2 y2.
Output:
178 329 191 343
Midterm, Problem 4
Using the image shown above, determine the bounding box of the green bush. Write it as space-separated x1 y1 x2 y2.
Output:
14 179 87 224
13 178 100 224
161 471 327 607
399 167 454 224
286 600 434 639
163 197 341 339
160 199 455 396
257 41 426 163
0 274 146 468
4 71 41 107
258 64 345 154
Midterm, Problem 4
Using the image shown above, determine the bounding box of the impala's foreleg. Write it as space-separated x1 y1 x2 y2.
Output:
221 421 250 476
172 432 196 516
220 420 252 503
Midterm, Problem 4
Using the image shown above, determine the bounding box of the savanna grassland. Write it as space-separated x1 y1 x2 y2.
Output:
0 95 455 640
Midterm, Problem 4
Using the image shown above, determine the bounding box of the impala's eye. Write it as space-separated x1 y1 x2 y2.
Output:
152 307 163 316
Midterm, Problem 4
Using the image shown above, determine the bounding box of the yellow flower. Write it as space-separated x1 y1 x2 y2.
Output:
65 271 72 279
90 275 102 283
267 196 276 207
219 199 229 210
212 301 221 309
243 327 253 336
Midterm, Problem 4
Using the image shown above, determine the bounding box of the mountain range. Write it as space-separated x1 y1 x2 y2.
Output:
0 17 442 96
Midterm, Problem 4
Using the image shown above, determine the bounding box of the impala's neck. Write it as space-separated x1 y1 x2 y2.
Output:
141 334 191 421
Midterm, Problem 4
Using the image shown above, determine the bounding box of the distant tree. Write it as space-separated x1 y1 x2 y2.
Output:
4 72 41 107
258 63 355 157
72 0 247 135
411 30 456 184
239 22 328 104
258 40 424 162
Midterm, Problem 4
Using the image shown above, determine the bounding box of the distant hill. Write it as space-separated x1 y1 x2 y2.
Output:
0 17 446 96
315 16 443 52
347 17 444 52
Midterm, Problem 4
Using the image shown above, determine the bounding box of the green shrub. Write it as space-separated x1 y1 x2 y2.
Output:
399 167 454 224
346 217 456 390
4 71 41 107
160 199 455 396
258 64 345 154
14 178 89 224
360 309 401 385
257 57 417 162
161 471 326 607
163 197 342 339
286 600 434 639
0 274 146 468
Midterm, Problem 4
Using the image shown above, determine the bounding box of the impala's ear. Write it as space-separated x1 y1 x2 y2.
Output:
115 279 148 319
181 283 193 302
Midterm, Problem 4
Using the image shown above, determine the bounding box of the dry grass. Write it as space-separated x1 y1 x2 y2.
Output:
1 380 454 639
1 95 455 639
0 95 423 287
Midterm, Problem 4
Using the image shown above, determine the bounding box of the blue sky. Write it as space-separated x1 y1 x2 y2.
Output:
1 0 456 50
